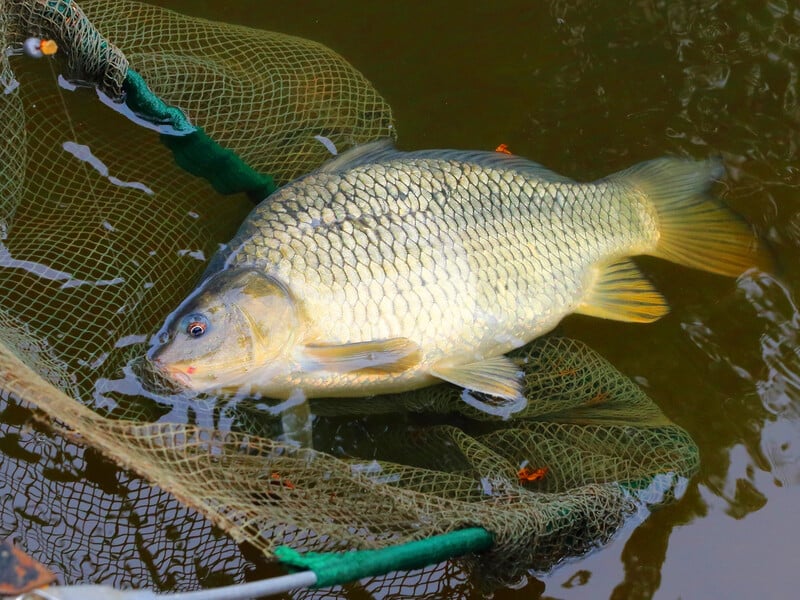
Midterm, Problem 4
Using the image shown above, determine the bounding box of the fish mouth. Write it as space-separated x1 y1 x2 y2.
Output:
151 357 194 389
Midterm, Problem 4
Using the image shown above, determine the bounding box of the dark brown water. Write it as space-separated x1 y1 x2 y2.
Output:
3 1 800 598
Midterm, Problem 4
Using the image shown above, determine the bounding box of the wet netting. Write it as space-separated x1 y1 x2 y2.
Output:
0 0 698 595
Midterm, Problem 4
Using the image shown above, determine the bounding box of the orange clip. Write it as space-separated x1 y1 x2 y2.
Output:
495 143 512 154
518 466 548 483
39 40 58 56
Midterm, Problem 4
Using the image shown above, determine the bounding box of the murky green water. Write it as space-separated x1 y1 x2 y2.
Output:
2 0 800 598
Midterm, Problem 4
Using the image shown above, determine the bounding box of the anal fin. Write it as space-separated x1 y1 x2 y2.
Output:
430 355 524 400
576 258 669 323
303 337 421 374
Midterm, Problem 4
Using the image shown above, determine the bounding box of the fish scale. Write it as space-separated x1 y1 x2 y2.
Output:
151 142 768 410
224 160 643 351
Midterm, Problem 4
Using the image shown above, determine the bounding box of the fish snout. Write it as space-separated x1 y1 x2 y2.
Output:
151 356 194 388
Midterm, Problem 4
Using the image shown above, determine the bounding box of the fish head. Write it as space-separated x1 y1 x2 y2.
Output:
148 268 299 393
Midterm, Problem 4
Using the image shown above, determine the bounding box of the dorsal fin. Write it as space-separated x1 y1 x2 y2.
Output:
317 140 575 184
401 149 576 183
316 138 400 173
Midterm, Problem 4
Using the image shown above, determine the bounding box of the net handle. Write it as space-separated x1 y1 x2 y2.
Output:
275 527 495 588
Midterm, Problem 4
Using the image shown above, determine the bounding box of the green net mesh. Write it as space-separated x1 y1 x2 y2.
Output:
0 0 699 593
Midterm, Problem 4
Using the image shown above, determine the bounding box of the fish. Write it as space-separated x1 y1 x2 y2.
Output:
148 139 771 415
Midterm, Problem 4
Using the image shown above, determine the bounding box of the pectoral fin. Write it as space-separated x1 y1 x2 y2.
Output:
576 258 669 323
430 355 524 400
303 338 421 374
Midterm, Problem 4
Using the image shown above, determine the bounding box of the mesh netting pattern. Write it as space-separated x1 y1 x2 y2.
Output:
6 0 395 185
84 0 395 184
0 396 251 590
0 0 698 591
1 331 699 583
6 0 128 97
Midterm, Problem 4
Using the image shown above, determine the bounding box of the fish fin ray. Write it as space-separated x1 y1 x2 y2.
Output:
458 388 529 418
576 258 669 323
303 338 421 374
430 355 524 400
316 138 399 173
605 157 773 276
403 149 575 183
318 141 575 183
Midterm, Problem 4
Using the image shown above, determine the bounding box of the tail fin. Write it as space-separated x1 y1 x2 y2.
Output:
609 158 773 276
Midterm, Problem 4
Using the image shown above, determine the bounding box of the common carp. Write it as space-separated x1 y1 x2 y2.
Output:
149 140 769 414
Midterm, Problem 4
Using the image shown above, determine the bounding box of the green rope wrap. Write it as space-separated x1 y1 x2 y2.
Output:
275 528 494 588
122 69 277 200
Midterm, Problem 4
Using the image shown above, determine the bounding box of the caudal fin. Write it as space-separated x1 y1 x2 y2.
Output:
611 158 773 276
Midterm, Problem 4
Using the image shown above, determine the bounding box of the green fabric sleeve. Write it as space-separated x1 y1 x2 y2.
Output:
122 69 277 199
275 528 494 588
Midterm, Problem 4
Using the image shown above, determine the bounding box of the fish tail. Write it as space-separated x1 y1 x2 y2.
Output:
612 157 773 276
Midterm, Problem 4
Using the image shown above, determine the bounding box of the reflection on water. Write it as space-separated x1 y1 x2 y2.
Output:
742 273 800 486
1 0 800 598
0 392 281 590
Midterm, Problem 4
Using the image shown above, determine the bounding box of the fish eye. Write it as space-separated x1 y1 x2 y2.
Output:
184 314 209 338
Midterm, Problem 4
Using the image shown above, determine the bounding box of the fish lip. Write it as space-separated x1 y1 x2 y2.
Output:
151 357 192 389
168 369 192 388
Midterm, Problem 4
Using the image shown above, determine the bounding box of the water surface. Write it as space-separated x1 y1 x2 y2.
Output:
4 1 800 598
157 2 800 597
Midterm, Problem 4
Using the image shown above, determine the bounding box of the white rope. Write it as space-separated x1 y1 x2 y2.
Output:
16 571 318 600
